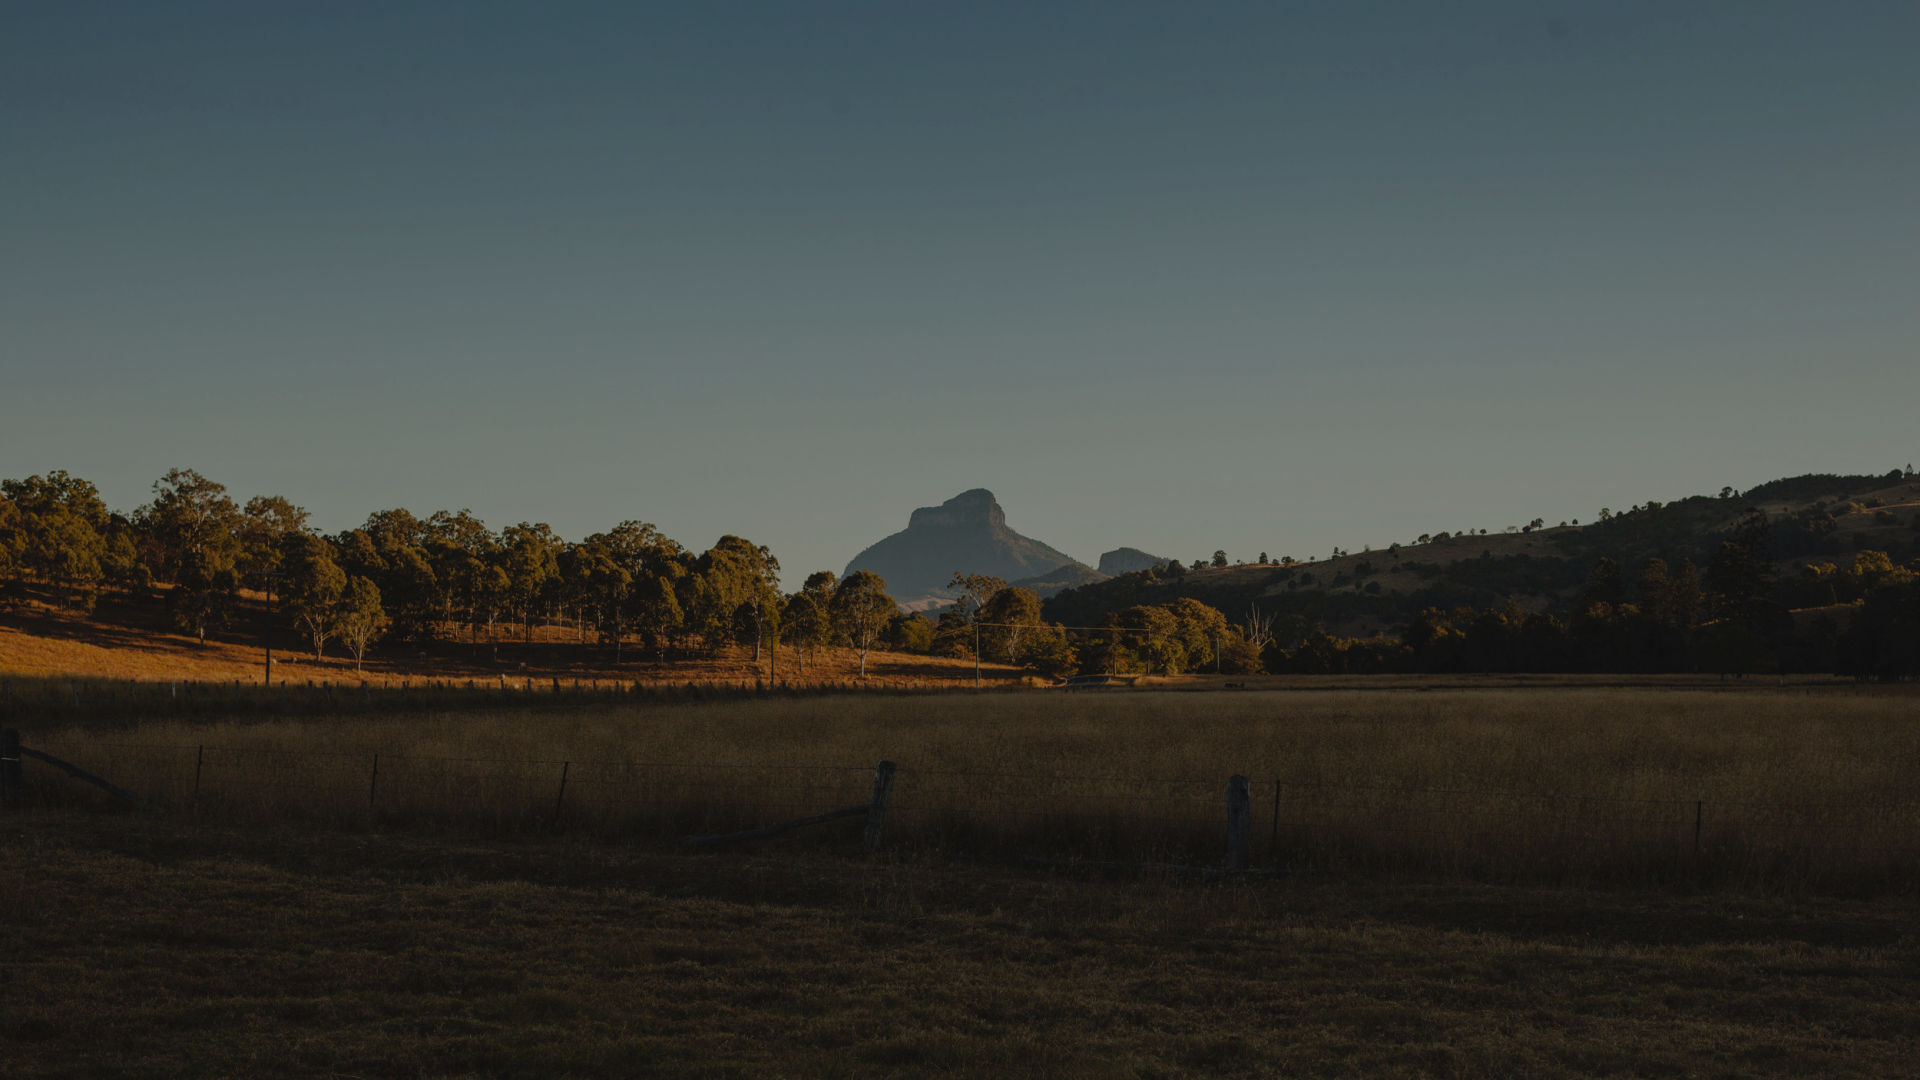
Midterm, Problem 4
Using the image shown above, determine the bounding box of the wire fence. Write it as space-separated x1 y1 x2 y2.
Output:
0 673 1045 732
11 734 1919 893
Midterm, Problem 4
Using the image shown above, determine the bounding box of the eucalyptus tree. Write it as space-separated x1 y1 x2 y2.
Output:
336 575 388 672
424 509 497 642
947 572 1006 624
238 495 309 585
780 591 829 674
978 585 1043 664
635 563 686 660
141 469 244 641
282 532 346 660
501 521 562 643
831 570 895 678
709 535 782 663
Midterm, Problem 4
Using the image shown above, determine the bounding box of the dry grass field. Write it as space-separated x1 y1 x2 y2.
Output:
4 812 1918 1079
7 682 1920 1077
14 682 1920 893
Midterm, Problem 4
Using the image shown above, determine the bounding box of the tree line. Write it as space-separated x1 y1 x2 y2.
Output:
5 469 1916 680
0 468 912 675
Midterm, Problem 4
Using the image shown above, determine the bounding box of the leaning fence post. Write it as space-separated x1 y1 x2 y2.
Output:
193 746 205 806
1 728 21 810
1694 799 1703 854
864 760 897 852
1226 774 1251 871
368 753 380 811
553 761 570 824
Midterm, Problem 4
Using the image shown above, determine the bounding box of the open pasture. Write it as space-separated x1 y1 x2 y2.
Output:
16 682 1920 894
6 813 1919 1079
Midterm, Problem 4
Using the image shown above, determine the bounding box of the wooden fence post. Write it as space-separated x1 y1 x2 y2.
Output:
553 761 570 824
864 760 897 852
1226 774 1251 871
193 746 205 805
1 728 21 810
368 753 380 811
1270 778 1281 865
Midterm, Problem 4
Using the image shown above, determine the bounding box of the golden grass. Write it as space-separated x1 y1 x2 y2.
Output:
18 683 1920 892
0 588 1028 687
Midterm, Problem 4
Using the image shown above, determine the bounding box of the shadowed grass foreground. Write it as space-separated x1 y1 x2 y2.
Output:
2 814 1917 1079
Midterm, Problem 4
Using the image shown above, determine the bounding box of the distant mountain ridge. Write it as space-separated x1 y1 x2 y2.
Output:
1097 548 1165 576
843 489 1089 606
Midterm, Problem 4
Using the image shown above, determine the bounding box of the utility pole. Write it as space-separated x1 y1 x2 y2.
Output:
973 620 981 687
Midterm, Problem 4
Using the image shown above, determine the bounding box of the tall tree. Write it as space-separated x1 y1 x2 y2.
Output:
780 592 829 674
282 533 346 660
831 570 895 678
570 537 634 661
947 572 1007 622
711 535 782 663
142 469 243 641
1163 597 1230 671
501 522 562 643
634 566 685 661
424 509 496 641
335 575 387 672
238 495 310 587
142 469 240 574
978 586 1043 665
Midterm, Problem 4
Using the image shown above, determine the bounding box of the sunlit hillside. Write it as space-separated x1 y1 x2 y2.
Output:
0 584 1028 688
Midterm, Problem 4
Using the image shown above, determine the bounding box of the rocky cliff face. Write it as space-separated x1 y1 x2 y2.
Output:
1097 547 1166 576
843 489 1086 606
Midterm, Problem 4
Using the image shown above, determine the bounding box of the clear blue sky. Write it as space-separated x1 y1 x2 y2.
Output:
4 2 1915 581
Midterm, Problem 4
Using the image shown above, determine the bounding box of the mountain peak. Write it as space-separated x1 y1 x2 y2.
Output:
906 488 1005 531
1097 547 1166 576
845 489 1081 605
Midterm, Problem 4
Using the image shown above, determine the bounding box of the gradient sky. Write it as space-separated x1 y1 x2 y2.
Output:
4 2 1915 582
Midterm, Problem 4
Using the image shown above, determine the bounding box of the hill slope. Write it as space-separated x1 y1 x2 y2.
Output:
1045 471 1920 634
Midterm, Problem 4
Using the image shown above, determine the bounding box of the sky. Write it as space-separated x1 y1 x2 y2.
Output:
4 1 1916 583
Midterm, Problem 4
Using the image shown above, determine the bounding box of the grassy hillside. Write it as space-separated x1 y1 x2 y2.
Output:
1046 471 1920 634
0 583 1028 688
